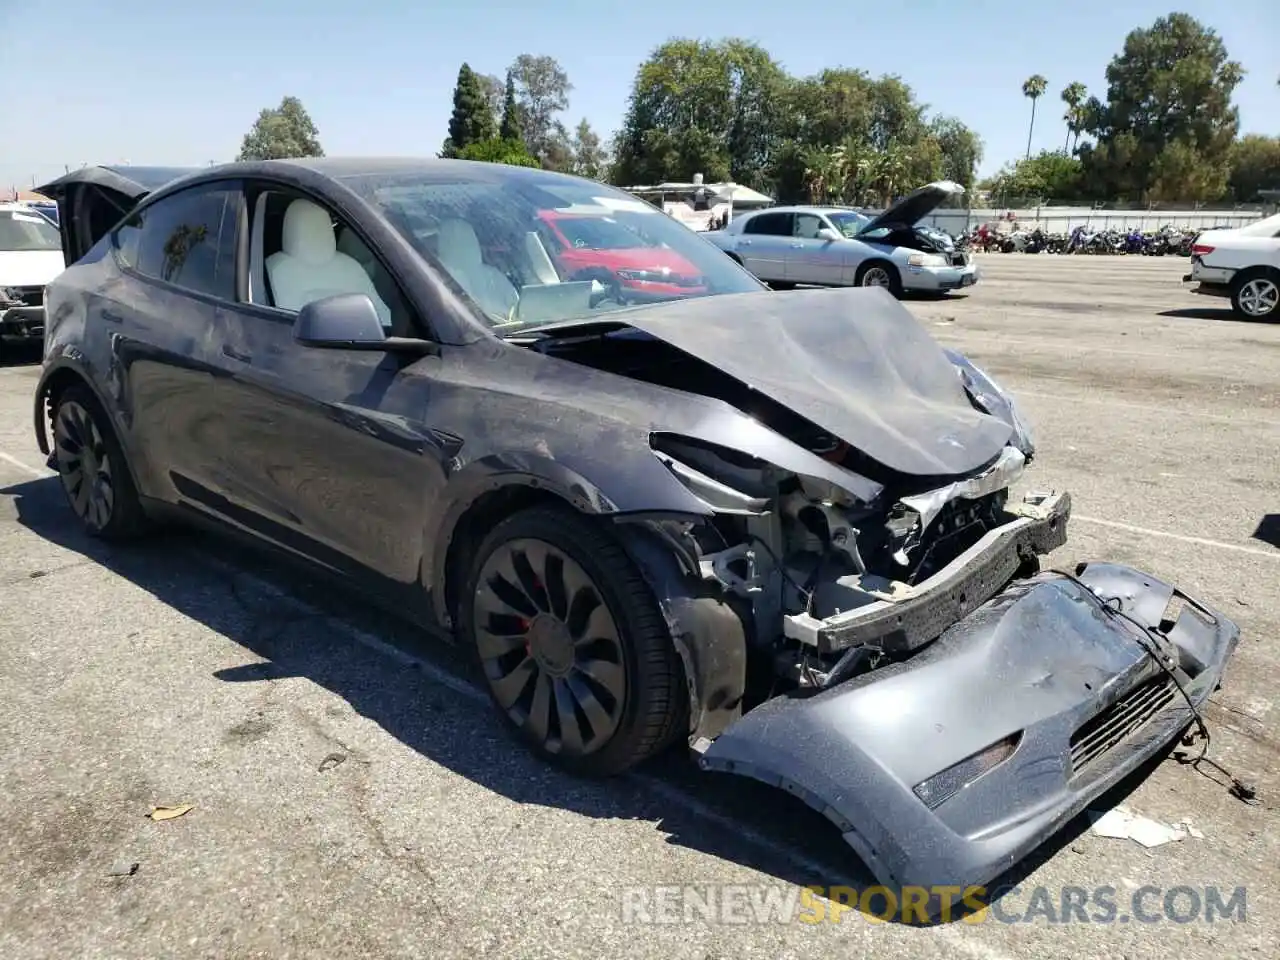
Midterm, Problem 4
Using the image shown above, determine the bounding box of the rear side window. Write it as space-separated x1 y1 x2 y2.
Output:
742 212 793 236
115 185 240 300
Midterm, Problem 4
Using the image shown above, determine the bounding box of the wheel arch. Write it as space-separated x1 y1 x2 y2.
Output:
432 463 748 748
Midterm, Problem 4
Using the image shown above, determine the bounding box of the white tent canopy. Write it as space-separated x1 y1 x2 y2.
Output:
620 181 774 206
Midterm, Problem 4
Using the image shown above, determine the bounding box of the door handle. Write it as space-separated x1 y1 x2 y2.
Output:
100 308 124 324
740 239 753 246
789 243 804 248
221 344 252 363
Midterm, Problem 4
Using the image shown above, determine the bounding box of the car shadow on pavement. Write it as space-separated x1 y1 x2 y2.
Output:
1251 514 1280 549
3 473 1164 923
1156 307 1272 323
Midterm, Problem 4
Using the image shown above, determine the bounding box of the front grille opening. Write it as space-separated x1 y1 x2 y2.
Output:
1069 675 1177 776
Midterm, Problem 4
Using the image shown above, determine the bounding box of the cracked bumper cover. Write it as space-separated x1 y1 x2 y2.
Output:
699 561 1240 892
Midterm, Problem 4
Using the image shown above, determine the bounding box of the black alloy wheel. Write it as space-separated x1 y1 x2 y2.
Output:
462 506 686 776
52 385 146 539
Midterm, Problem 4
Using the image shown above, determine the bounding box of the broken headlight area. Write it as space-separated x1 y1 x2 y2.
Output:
649 433 1065 697
945 349 1036 460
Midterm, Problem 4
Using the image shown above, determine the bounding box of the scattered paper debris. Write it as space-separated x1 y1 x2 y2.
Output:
106 860 139 877
318 752 347 773
1088 805 1202 847
148 804 194 821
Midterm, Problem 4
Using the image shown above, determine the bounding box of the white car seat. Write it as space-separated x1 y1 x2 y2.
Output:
434 218 519 320
266 199 392 327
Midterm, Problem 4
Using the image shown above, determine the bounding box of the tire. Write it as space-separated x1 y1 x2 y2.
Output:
1230 269 1280 321
50 384 148 540
854 261 903 298
460 504 687 776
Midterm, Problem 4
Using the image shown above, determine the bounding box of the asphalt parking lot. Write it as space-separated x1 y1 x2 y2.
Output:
1 252 1277 959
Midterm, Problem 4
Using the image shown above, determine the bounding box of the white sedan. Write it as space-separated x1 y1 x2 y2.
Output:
704 181 978 297
1183 213 1280 320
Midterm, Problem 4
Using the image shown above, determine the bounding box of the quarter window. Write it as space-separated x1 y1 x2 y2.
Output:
115 185 239 300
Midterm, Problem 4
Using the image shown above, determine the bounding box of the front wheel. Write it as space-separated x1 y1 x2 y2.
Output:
1230 271 1279 321
854 261 903 298
461 505 687 776
51 384 148 539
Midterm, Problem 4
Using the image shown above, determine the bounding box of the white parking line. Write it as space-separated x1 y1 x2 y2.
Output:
0 450 49 479
1076 514 1280 560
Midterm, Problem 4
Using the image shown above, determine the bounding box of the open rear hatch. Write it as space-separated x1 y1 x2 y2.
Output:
35 165 198 264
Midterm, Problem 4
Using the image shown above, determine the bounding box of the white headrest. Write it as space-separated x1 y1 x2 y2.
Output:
436 218 483 268
281 199 336 264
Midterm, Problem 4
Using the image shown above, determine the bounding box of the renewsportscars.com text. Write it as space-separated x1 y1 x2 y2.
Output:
619 883 1248 926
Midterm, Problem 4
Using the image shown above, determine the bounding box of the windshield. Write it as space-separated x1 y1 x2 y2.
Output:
547 215 652 250
827 210 871 239
0 209 61 252
349 167 764 331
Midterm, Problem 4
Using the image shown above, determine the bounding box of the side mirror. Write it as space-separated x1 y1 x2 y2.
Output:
292 293 435 355
817 227 842 242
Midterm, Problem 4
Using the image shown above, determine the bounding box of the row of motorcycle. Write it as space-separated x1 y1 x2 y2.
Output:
950 224 1212 256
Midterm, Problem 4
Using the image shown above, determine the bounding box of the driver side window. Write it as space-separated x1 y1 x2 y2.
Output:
793 213 826 239
246 185 417 336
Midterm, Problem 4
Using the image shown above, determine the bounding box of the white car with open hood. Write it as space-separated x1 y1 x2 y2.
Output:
0 202 66 351
704 181 978 297
1183 213 1280 320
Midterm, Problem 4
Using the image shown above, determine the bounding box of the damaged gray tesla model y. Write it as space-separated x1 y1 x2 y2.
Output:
33 159 1239 894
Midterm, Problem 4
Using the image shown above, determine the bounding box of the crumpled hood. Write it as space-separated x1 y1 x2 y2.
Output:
616 286 1014 477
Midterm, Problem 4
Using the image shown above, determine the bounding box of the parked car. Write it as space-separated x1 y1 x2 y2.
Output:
0 202 66 353
534 209 708 301
33 159 1238 897
1183 213 1280 319
704 181 979 296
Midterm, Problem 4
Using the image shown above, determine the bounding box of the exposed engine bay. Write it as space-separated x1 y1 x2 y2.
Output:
524 319 1054 698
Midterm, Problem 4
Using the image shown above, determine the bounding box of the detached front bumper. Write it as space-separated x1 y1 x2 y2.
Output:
700 561 1239 893
905 261 979 293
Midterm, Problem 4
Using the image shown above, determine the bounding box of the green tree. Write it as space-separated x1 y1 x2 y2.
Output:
988 151 1084 204
478 73 504 128
237 96 324 161
612 38 787 187
1021 74 1048 159
456 137 539 168
498 71 523 143
1078 13 1243 201
509 54 573 165
443 63 497 158
1227 135 1280 201
929 116 983 190
1060 81 1088 153
570 119 607 181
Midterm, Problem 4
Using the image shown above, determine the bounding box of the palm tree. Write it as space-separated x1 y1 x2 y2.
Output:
1022 74 1048 160
1060 82 1087 154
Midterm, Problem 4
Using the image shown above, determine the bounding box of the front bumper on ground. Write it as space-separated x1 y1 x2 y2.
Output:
0 304 45 340
700 561 1239 894
904 261 979 293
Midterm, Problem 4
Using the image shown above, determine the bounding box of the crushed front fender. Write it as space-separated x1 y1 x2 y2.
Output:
698 562 1240 892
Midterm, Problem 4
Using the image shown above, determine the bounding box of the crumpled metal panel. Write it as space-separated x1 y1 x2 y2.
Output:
700 562 1240 892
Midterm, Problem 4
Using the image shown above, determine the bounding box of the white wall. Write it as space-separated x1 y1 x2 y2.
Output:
864 205 1266 234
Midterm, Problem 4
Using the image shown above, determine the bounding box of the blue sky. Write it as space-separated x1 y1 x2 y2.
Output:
1 0 1276 193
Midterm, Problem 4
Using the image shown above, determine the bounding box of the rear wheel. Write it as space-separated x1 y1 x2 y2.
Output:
461 505 687 776
1230 270 1279 320
855 261 903 298
51 385 148 539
